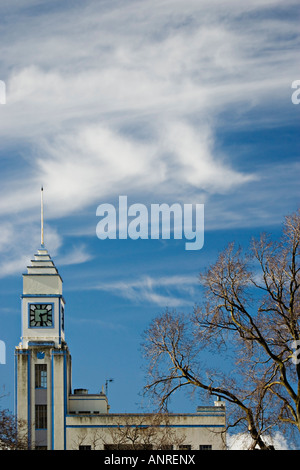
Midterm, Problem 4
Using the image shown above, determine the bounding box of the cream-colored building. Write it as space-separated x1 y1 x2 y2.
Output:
15 244 226 450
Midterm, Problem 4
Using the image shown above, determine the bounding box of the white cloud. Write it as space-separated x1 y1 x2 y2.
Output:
227 431 290 450
59 244 93 266
0 223 15 252
0 221 92 277
0 0 298 248
88 274 198 307
0 120 255 223
0 221 61 278
160 121 255 193
1 0 298 142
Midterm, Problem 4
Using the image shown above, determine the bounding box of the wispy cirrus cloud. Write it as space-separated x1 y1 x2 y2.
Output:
0 221 92 277
88 274 198 307
0 0 298 253
58 244 93 266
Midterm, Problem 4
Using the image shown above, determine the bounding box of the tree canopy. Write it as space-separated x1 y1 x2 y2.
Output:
142 210 300 450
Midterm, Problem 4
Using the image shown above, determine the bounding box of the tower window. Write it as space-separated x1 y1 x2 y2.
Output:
35 364 47 388
61 305 65 331
35 405 47 429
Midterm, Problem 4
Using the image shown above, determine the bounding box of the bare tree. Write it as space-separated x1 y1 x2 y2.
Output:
103 414 186 450
71 414 186 450
71 428 103 450
0 408 29 450
142 210 300 450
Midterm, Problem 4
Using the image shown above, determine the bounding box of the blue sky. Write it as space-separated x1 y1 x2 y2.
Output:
0 0 299 416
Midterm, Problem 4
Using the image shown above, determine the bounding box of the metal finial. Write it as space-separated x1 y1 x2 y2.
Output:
41 186 44 246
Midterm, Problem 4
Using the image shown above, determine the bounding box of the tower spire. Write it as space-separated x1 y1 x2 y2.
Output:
41 186 44 247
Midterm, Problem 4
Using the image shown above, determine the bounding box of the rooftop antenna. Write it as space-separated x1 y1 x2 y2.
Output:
105 378 114 396
41 186 44 247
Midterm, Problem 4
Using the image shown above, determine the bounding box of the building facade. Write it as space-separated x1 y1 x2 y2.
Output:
15 244 226 450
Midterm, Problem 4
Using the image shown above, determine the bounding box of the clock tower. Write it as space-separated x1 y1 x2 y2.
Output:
15 190 72 450
21 246 65 349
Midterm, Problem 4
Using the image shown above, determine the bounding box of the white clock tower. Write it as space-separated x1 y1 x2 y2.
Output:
21 246 65 349
15 189 72 450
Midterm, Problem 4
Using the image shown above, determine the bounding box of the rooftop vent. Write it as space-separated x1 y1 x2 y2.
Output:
74 388 88 395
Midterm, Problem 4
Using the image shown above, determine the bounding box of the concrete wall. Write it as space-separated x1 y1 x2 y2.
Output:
15 344 72 450
69 393 108 414
65 409 226 450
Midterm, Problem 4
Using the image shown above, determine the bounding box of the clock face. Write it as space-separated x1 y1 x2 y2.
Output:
29 304 53 327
